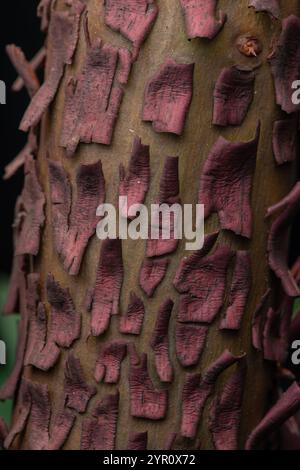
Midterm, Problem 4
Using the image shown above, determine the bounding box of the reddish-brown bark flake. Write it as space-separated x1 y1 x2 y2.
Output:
37 0 53 32
150 298 174 383
213 66 255 127
180 0 226 40
60 17 132 156
6 44 40 97
3 130 37 181
81 392 119 450
269 15 300 114
94 340 127 384
88 239 124 336
45 408 76 450
104 0 158 60
147 156 180 257
139 258 169 297
252 288 271 351
49 160 106 275
0 418 8 449
127 431 148 450
20 1 85 131
272 119 298 165
249 0 280 19
26 381 51 450
209 358 247 450
16 156 45 256
198 125 260 238
142 58 194 135
181 350 245 439
175 323 209 367
64 353 97 413
119 137 150 220
12 47 46 94
246 382 300 449
220 251 252 331
129 354 168 420
4 380 31 449
119 291 145 335
267 182 300 297
174 245 234 323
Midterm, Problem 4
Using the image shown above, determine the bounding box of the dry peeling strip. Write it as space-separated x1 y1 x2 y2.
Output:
37 0 53 32
64 353 97 413
119 291 145 335
88 239 123 337
60 16 132 157
142 58 194 135
0 418 8 449
129 353 168 420
4 379 32 449
180 0 226 40
147 156 180 258
127 432 148 450
180 350 245 439
139 258 169 298
6 44 40 97
174 246 234 324
198 124 260 238
81 392 119 450
246 382 300 449
104 0 158 60
15 156 45 256
262 295 293 363
12 47 46 93
213 66 255 127
49 160 106 276
248 0 280 19
175 323 209 367
269 15 300 114
94 340 127 384
252 288 271 351
266 182 300 297
220 251 252 331
150 298 174 383
272 119 298 165
208 357 247 450
119 137 150 220
20 0 85 132
3 130 37 181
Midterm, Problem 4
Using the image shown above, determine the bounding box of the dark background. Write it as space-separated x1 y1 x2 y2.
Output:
0 0 43 274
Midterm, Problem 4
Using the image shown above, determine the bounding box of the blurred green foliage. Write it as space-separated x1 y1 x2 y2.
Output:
0 276 18 426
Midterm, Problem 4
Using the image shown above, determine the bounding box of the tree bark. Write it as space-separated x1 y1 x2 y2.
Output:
6 0 300 450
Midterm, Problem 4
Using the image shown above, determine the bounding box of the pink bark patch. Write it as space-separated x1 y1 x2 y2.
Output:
6 44 40 97
142 58 194 135
88 239 124 336
263 295 292 363
175 323 209 367
16 156 45 256
3 129 37 181
4 380 31 449
45 408 76 450
213 66 255 127
269 15 300 114
119 137 150 220
147 156 180 257
272 119 298 165
47 274 81 348
181 350 245 439
209 357 247 450
26 381 51 450
249 0 280 19
49 160 106 275
104 0 158 60
180 0 226 39
246 382 300 449
139 258 169 297
266 182 300 297
81 392 119 450
20 1 85 132
220 251 252 331
94 340 127 384
150 298 174 383
199 125 260 238
37 0 53 32
12 47 46 94
127 432 148 450
129 354 168 420
64 353 97 413
174 245 234 323
252 288 271 351
119 291 145 335
60 18 132 156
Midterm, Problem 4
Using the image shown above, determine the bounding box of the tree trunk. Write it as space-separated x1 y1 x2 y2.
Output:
4 0 300 450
